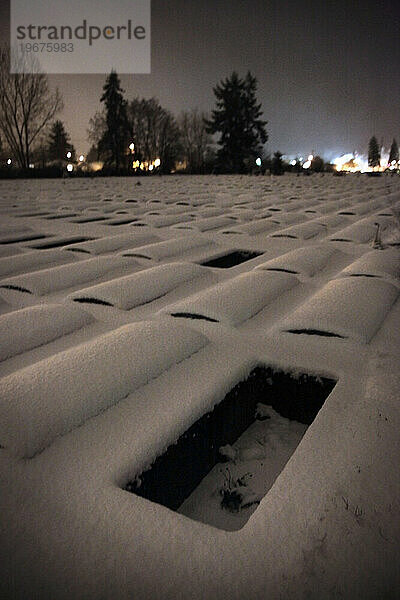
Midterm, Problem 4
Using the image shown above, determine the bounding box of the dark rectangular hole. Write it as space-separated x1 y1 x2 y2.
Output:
200 250 262 269
125 367 336 527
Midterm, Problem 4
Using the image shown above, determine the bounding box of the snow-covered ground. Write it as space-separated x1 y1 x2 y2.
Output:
0 173 399 599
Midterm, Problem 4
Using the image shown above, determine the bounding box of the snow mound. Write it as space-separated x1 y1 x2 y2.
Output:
63 232 159 255
336 248 400 283
0 303 94 361
140 213 193 228
254 245 337 277
280 277 399 343
0 256 128 296
221 218 279 236
121 236 213 260
330 216 391 243
173 215 237 232
0 320 209 458
68 262 208 310
0 248 79 278
162 270 299 325
270 220 326 240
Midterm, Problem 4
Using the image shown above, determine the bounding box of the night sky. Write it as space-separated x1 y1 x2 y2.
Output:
1 0 400 160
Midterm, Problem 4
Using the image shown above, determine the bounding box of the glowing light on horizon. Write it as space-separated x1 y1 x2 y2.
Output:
255 157 262 166
67 163 73 172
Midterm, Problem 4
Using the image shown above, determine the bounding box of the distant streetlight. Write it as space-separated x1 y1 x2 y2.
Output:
7 158 11 165
154 158 161 167
149 164 154 171
255 157 262 167
308 154 313 161
79 154 84 162
66 151 72 159
67 163 73 172
129 142 135 151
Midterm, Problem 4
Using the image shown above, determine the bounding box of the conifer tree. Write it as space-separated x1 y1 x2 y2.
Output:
205 71 268 173
47 120 75 162
99 71 129 171
368 136 381 168
388 138 399 165
271 151 284 175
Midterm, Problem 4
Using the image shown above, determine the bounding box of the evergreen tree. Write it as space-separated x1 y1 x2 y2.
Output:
270 151 284 175
47 120 75 162
311 155 324 172
389 138 399 165
99 71 129 171
205 71 268 173
368 136 381 167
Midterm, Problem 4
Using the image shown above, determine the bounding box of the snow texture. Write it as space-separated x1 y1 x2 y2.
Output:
0 320 208 457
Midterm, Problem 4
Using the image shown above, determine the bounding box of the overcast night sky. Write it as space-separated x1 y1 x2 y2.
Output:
1 0 400 160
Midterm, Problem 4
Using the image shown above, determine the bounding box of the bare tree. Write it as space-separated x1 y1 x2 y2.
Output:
86 110 107 161
0 46 63 169
128 97 181 172
178 109 212 173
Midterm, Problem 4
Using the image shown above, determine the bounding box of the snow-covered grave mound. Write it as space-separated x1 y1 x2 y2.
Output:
335 248 400 285
68 262 212 310
0 303 94 361
161 270 299 325
121 236 215 260
221 218 279 236
0 319 208 457
270 219 327 240
62 231 160 255
0 256 135 297
254 245 338 277
279 276 399 343
0 248 81 277
330 215 393 243
173 215 238 232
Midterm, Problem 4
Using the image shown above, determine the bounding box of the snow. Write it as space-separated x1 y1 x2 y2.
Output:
254 245 338 277
68 262 210 310
336 247 400 284
279 276 399 343
0 319 208 458
0 256 131 296
0 173 399 599
161 270 299 325
63 231 160 254
0 303 94 361
179 405 307 531
121 236 214 260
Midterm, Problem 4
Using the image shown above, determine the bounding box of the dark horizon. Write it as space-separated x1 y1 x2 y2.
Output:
1 0 400 160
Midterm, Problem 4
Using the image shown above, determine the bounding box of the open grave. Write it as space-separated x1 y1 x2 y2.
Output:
125 366 336 530
200 250 262 268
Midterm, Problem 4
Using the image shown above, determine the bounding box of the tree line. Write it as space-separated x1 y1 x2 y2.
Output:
0 45 399 176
